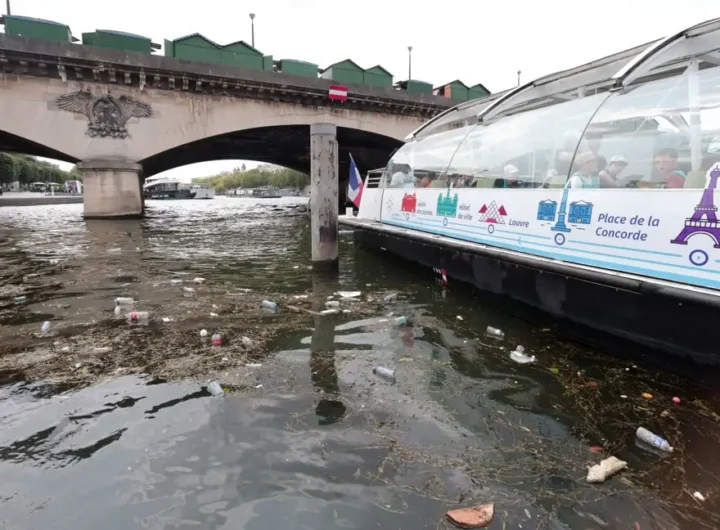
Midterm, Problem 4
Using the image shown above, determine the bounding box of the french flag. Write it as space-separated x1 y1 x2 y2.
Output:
347 154 364 208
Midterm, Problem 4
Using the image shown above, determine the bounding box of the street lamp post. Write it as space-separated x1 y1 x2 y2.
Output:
517 70 522 86
408 46 413 80
249 13 255 48
6 0 11 15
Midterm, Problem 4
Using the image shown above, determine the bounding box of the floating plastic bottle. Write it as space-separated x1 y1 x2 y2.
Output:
170 278 183 285
261 300 279 312
207 381 224 396
114 306 122 315
383 293 398 303
320 308 340 315
41 321 50 335
636 427 673 452
326 301 340 308
193 277 206 284
183 287 195 294
373 366 396 381
241 336 254 348
337 291 361 298
114 297 135 306
127 311 150 323
393 316 408 326
211 332 223 347
486 326 505 340
14 296 26 304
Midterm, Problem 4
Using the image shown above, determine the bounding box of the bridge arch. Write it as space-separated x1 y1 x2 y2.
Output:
0 129 77 163
140 125 402 177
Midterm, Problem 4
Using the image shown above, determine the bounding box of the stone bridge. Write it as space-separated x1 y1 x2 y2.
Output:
0 34 453 217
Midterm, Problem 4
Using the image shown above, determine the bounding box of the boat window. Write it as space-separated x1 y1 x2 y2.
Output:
445 93 610 190
385 126 472 189
574 61 720 189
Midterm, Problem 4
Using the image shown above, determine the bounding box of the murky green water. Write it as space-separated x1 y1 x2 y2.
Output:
0 197 719 530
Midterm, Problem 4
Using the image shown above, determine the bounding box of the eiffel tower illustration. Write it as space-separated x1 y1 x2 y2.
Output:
671 165 720 248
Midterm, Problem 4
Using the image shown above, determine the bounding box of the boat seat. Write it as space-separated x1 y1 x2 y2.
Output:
684 170 706 188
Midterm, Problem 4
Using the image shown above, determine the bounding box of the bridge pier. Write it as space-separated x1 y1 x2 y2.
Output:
310 123 339 270
78 159 144 218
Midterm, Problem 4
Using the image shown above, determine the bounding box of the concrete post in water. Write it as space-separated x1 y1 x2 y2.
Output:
310 123 339 269
78 159 143 218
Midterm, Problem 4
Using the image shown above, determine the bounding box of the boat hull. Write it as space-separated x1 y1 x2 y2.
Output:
144 189 195 200
347 220 719 366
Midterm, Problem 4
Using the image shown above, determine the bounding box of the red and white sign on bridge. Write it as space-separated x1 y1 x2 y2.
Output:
329 85 348 102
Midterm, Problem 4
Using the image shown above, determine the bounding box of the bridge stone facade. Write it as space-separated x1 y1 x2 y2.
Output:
0 35 453 217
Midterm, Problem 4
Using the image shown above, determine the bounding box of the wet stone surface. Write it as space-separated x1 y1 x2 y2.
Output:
0 197 719 530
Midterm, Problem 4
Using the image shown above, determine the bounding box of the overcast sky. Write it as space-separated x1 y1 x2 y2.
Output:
12 0 719 179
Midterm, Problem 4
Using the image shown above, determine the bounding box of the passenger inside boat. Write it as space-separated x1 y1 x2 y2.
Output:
650 148 686 188
493 164 523 188
566 152 601 188
598 155 629 187
390 164 414 188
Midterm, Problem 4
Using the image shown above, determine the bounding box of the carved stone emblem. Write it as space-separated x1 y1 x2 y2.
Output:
56 89 152 139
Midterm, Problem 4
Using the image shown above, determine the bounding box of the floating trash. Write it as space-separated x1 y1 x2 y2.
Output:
261 300 279 312
207 381 224 396
127 311 149 324
510 348 536 364
114 297 135 306
373 366 396 381
636 427 673 452
41 321 50 335
200 329 208 337
587 456 627 483
486 326 504 340
337 291 361 298
193 277 206 284
446 503 494 529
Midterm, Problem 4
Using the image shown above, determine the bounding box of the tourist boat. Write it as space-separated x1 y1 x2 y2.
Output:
230 187 284 198
341 18 720 365
143 176 215 200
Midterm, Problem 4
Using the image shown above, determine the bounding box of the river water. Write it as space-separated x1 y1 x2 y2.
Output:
0 197 719 530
